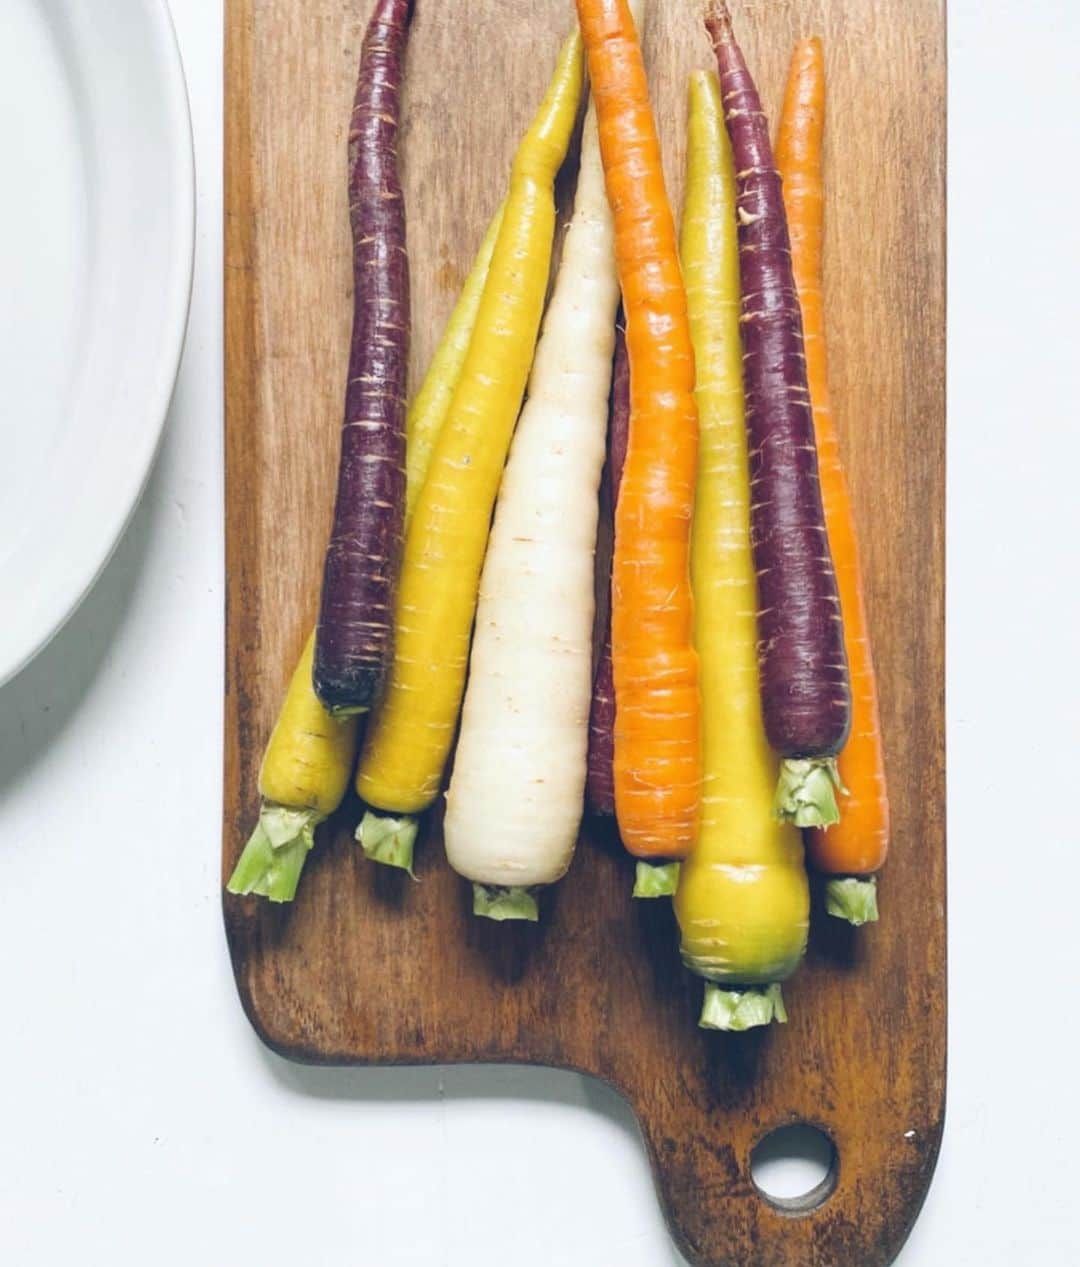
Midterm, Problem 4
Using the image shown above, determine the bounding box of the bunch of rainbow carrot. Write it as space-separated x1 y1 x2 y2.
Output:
227 0 890 1032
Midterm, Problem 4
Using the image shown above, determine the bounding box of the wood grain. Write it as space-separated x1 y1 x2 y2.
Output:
223 3 946 1264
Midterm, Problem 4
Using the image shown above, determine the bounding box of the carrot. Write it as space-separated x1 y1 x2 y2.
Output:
313 0 413 717
585 321 629 818
575 0 702 896
672 70 808 1030
354 34 585 873
705 1 850 828
226 632 359 902
444 5 638 915
405 202 505 527
776 37 888 924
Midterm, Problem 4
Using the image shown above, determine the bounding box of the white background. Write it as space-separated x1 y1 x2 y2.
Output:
1 0 1077 1262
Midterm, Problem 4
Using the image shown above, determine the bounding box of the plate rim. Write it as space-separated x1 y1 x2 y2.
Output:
0 0 196 689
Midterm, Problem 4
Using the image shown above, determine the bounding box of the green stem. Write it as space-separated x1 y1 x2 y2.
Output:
633 861 681 899
356 810 419 877
329 703 370 720
472 884 539 922
826 876 880 926
699 983 788 1032
226 804 321 903
774 757 845 828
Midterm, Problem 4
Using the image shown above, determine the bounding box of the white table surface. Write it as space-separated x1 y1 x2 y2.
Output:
2 0 1077 1262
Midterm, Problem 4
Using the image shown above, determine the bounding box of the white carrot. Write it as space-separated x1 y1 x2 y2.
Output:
442 2 644 921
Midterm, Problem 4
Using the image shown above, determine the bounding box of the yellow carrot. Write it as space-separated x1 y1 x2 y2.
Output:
355 34 585 871
227 632 358 902
672 72 809 1030
405 202 505 526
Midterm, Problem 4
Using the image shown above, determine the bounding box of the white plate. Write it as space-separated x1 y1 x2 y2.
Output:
0 0 194 686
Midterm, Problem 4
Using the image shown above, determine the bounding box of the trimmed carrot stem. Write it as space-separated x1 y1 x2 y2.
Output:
776 37 889 915
405 202 505 527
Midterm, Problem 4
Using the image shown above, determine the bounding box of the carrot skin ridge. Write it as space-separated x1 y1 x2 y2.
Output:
705 3 850 769
405 201 506 527
585 321 629 817
699 983 788 1032
775 36 890 885
473 886 540 923
826 875 879 926
314 0 413 716
576 0 702 862
633 860 680 899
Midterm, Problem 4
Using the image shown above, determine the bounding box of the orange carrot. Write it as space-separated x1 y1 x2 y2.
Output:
574 0 701 886
776 37 889 925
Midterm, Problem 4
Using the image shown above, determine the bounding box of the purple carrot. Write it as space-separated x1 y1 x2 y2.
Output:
313 0 413 716
705 1 851 827
586 321 630 816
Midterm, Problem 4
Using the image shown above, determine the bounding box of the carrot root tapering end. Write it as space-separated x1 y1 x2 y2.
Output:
699 983 788 1032
825 877 880 927
357 810 418 877
227 804 320 903
704 0 733 41
472 885 540 923
633 861 681 899
775 757 844 828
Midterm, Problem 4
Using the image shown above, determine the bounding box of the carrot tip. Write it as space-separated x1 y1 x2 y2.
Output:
704 0 733 40
226 804 320 903
357 809 419 878
633 861 681 900
774 758 845 829
825 877 880 927
699 983 788 1032
472 884 540 923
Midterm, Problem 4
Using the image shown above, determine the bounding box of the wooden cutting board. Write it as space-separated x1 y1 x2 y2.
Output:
223 2 946 1264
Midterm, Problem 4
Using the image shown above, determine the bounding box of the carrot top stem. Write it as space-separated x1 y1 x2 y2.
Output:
633 861 680 900
699 983 788 1032
826 877 880 927
357 810 418 877
227 806 320 903
774 757 844 828
473 886 540 923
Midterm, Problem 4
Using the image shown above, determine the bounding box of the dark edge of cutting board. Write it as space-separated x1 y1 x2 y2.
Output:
223 4 946 1265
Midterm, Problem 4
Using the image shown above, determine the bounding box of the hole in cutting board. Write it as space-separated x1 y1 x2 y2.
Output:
750 1123 837 1213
